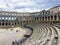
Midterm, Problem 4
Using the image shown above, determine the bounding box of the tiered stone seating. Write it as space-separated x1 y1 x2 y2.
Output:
22 23 45 45
43 24 58 45
50 23 60 45
22 23 52 45
16 23 60 45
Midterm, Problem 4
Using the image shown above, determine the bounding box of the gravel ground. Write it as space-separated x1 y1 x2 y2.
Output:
0 27 26 45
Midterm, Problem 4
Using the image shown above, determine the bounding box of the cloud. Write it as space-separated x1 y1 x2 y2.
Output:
0 0 60 12
0 0 8 9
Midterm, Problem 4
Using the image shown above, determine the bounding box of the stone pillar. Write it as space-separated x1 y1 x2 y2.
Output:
44 16 45 21
19 22 20 26
12 22 14 26
21 22 23 27
50 16 51 21
10 22 11 26
40 17 41 21
11 22 12 26
9 22 10 26
53 15 54 21
1 22 2 26
13 22 14 26
57 15 59 21
16 22 17 26
45 17 47 21
4 22 5 26
47 16 48 21
38 17 39 21
14 22 15 26
42 17 44 21
41 17 42 21
36 17 37 21
7 22 9 26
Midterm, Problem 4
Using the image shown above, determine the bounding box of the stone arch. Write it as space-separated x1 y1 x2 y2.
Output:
9 22 10 25
40 17 41 21
5 22 8 25
45 16 47 21
18 22 19 25
35 18 36 21
54 15 57 21
2 20 4 21
2 22 4 26
59 16 60 20
15 22 16 25
37 17 39 21
42 17 44 21
48 16 50 21
12 22 14 25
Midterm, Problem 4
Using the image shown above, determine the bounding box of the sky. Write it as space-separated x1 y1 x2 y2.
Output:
0 0 60 12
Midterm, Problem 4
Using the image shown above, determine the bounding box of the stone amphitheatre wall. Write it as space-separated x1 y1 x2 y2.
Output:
0 5 60 27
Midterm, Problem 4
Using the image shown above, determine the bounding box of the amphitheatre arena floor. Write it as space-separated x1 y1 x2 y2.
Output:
0 27 26 45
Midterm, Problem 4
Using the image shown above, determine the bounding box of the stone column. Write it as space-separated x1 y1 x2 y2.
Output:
53 15 54 21
10 22 11 26
47 16 48 21
19 22 20 26
36 17 37 21
38 17 40 21
57 15 59 21
13 22 15 27
40 17 41 21
50 16 51 21
41 17 42 21
11 22 12 26
45 17 47 21
9 22 10 26
1 22 2 27
7 22 8 26
42 17 44 21
4 22 5 26
44 16 45 21
16 22 17 26
13 22 14 26
21 22 23 26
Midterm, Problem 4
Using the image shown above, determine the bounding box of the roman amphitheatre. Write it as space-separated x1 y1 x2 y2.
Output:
0 5 60 45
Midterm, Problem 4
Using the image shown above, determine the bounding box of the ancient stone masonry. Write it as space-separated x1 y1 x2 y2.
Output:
0 5 60 27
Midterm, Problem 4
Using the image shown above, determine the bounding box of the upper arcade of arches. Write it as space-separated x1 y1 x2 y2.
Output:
0 5 60 17
48 5 60 14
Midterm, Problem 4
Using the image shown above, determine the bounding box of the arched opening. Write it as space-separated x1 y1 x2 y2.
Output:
18 22 19 25
5 22 8 25
2 20 4 21
9 22 10 25
40 17 41 21
59 16 60 20
48 16 50 21
2 22 4 26
37 17 39 21
45 16 47 21
35 18 36 21
54 15 57 21
12 23 14 25
15 22 16 25
42 17 44 21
